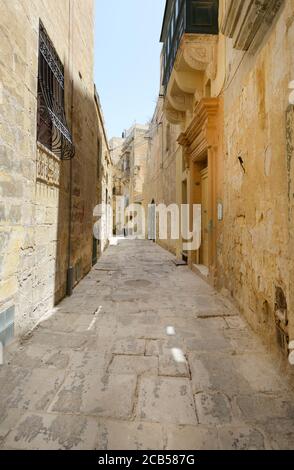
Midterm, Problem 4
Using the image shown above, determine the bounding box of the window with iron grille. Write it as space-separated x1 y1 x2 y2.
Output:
37 21 75 160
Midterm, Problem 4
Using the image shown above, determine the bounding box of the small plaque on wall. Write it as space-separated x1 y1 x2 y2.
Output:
217 202 223 221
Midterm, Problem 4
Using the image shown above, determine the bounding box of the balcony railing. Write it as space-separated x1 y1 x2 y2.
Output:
161 0 219 89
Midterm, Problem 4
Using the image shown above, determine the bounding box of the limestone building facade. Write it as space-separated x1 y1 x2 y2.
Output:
143 97 180 254
110 137 125 236
219 0 294 357
94 87 113 257
111 124 149 236
109 137 125 166
0 0 112 345
145 0 294 362
121 124 149 206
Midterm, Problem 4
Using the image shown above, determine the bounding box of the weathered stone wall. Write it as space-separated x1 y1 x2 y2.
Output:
121 125 149 206
219 1 294 353
111 139 126 236
111 125 149 237
109 137 125 166
143 0 294 362
95 92 113 254
0 0 98 337
143 99 180 255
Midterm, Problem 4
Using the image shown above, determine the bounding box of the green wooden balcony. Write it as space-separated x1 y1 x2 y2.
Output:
160 0 219 89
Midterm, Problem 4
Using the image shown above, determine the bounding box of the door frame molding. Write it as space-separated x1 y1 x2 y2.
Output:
178 97 219 284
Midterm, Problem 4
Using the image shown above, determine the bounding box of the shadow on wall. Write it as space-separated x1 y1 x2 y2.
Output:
38 64 99 306
0 8 100 343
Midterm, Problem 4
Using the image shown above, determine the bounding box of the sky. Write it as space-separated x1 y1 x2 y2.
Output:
94 0 166 139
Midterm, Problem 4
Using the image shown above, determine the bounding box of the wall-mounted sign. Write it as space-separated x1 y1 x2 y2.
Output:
217 202 223 221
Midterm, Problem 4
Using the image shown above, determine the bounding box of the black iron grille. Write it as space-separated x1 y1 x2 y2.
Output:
37 22 75 160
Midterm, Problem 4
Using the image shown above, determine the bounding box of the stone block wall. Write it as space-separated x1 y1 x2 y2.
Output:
94 91 113 255
143 99 179 255
219 1 294 353
0 0 98 338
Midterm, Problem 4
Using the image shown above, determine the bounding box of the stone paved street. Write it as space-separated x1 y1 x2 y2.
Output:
1 239 294 450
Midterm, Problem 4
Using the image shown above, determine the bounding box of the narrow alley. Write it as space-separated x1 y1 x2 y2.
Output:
1 240 294 450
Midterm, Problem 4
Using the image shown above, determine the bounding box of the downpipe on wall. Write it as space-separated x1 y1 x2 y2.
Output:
66 153 74 296
66 0 74 297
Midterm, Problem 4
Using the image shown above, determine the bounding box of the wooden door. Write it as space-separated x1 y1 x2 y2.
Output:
200 167 209 267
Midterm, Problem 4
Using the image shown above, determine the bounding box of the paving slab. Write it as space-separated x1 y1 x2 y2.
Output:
50 371 137 419
259 419 294 450
3 412 99 450
0 366 65 411
235 393 294 422
111 338 146 356
165 425 219 450
188 352 252 395
137 376 197 425
158 348 190 378
109 355 158 375
0 407 24 442
145 339 164 357
2 239 294 450
217 425 267 450
233 353 292 393
195 392 233 425
96 419 164 450
26 331 90 350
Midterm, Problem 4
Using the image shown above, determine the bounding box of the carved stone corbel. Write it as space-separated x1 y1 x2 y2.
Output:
164 105 185 125
183 45 209 71
182 35 217 72
164 34 218 128
169 92 193 113
221 0 284 52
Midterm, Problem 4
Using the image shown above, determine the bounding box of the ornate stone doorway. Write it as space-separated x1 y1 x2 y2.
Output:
178 98 220 284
